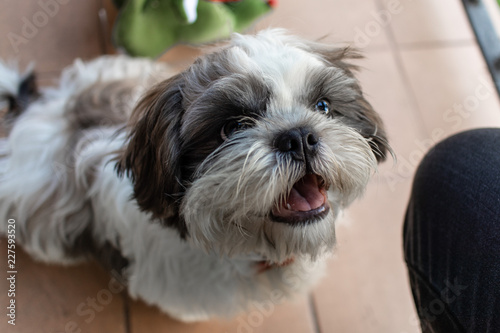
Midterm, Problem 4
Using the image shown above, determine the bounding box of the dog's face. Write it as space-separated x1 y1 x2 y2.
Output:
118 30 388 263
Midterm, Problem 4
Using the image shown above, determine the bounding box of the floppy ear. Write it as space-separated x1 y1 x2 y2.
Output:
305 41 390 162
347 96 390 163
116 74 188 235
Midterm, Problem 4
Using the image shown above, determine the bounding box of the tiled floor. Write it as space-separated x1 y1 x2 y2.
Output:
1 0 500 332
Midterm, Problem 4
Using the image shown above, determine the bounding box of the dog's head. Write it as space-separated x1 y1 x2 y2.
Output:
117 29 389 263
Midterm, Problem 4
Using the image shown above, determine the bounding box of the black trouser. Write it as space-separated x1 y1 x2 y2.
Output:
404 129 500 333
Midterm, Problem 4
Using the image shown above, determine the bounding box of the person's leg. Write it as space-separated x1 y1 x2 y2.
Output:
404 128 500 333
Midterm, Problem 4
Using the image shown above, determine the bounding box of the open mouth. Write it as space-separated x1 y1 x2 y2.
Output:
271 174 330 225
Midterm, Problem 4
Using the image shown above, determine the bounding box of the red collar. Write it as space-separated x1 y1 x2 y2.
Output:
256 257 295 274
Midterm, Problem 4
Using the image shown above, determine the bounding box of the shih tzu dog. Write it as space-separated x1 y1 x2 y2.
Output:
0 29 388 322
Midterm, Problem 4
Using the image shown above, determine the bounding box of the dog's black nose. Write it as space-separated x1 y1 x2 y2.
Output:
275 128 319 161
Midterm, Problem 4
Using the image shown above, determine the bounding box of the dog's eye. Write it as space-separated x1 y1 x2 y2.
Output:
314 99 330 115
221 120 248 140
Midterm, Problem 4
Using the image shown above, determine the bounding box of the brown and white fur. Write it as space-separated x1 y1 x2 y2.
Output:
0 29 389 321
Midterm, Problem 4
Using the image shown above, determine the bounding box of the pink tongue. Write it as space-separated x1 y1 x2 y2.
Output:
280 174 326 212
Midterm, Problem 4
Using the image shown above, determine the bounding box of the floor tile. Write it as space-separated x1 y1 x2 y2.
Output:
158 45 204 72
254 0 389 50
129 295 315 333
383 0 475 45
400 44 500 139
0 0 103 72
0 238 127 333
313 179 420 333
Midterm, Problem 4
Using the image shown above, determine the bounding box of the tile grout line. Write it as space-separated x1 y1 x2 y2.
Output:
373 0 431 139
308 293 322 333
123 292 132 333
96 0 110 55
397 38 476 51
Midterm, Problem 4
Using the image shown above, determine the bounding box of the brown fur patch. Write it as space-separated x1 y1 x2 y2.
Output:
68 79 138 130
116 74 187 235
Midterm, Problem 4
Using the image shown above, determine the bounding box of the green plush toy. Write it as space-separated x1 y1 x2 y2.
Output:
112 0 277 58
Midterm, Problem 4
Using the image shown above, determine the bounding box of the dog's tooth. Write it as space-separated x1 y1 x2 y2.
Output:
287 203 292 210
